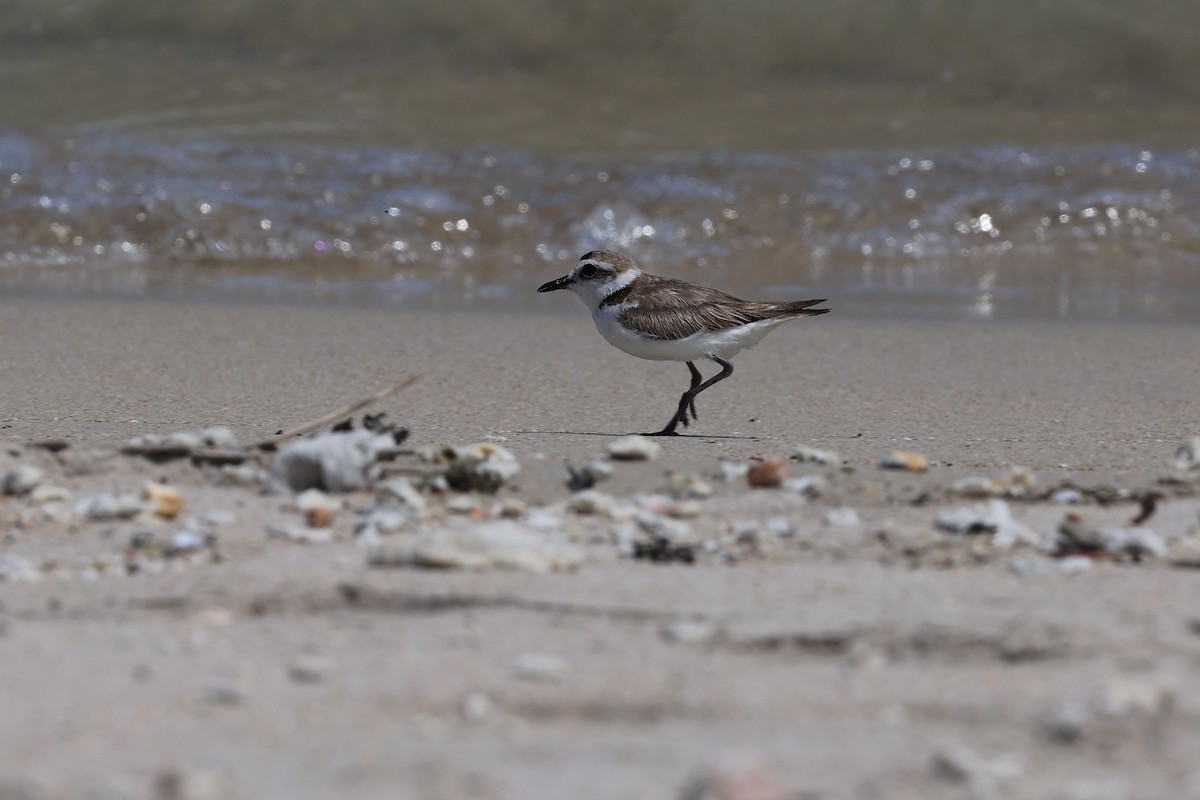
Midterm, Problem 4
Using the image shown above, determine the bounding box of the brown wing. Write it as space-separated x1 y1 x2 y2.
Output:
617 276 828 340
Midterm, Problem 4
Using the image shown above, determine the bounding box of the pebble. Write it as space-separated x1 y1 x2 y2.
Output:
267 520 333 544
1043 673 1176 743
823 508 862 528
521 507 561 529
355 508 409 540
607 435 661 461
76 492 145 521
462 692 492 721
446 495 486 516
199 426 239 449
215 463 267 487
270 430 397 492
782 475 825 497
765 516 794 537
1173 437 1200 471
1 464 43 496
566 460 613 490
662 619 718 645
566 489 616 516
746 457 788 488
877 450 930 472
443 442 521 492
1052 488 1083 504
930 742 1022 794
1057 514 1167 558
297 493 336 529
935 499 1042 549
512 652 571 682
495 498 527 518
0 554 41 582
717 460 749 482
792 444 841 465
666 471 714 499
367 521 584 572
143 481 184 519
952 466 1037 498
29 484 71 504
375 477 427 511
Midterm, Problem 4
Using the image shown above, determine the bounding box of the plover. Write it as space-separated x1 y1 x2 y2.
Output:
537 250 829 436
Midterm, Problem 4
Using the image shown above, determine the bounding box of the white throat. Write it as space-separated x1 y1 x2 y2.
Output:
573 266 642 311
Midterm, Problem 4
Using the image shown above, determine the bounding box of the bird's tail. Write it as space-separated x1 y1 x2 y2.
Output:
778 299 830 317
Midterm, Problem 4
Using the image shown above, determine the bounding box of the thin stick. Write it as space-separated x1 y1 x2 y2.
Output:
254 373 422 450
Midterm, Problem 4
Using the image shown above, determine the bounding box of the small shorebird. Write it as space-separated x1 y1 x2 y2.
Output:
537 250 829 436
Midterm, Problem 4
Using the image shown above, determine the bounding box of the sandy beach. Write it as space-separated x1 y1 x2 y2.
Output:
2 294 1200 799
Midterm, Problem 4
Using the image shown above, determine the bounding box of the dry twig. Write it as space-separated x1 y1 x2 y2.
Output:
254 373 422 450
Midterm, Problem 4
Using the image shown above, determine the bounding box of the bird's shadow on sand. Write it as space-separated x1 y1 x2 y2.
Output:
519 429 762 441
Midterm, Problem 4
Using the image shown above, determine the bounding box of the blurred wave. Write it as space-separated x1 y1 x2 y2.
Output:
3 129 1197 319
5 0 1199 103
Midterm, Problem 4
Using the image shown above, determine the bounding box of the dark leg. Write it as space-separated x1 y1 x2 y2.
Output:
685 361 702 423
647 357 734 436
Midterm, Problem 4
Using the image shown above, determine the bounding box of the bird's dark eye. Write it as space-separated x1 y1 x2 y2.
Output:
579 264 598 279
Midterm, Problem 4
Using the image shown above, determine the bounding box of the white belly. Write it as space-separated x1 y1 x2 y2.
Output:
591 309 786 362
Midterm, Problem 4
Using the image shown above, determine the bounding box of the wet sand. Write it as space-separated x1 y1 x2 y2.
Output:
2 294 1200 799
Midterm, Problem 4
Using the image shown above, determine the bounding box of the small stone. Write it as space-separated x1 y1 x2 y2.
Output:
717 460 749 482
607 435 661 461
935 499 1041 549
267 520 333 544
215 463 266 487
29 485 71 504
512 652 570 682
199 426 238 449
567 489 616 516
443 442 521 492
666 472 714 499
566 460 613 491
462 692 492 721
662 619 718 644
1052 488 1083 504
446 495 486 516
368 521 584 572
163 431 203 450
931 742 1022 794
782 475 825 497
765 516 794 537
1 464 44 496
951 476 1003 498
0 554 41 583
287 655 334 684
1173 438 1200 471
792 445 841 465
746 457 788 488
355 509 409 540
877 450 929 472
823 508 862 528
76 492 145 521
496 498 527 518
376 477 426 511
270 430 396 492
295 488 338 528
143 481 184 519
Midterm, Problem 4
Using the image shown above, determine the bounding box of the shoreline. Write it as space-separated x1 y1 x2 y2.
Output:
2 292 1199 799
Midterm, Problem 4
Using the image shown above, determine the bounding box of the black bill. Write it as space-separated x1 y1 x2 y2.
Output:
537 275 573 292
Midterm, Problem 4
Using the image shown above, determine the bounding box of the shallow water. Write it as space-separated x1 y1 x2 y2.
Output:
4 1 1200 319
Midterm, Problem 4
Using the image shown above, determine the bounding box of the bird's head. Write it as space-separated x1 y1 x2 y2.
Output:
537 250 642 310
